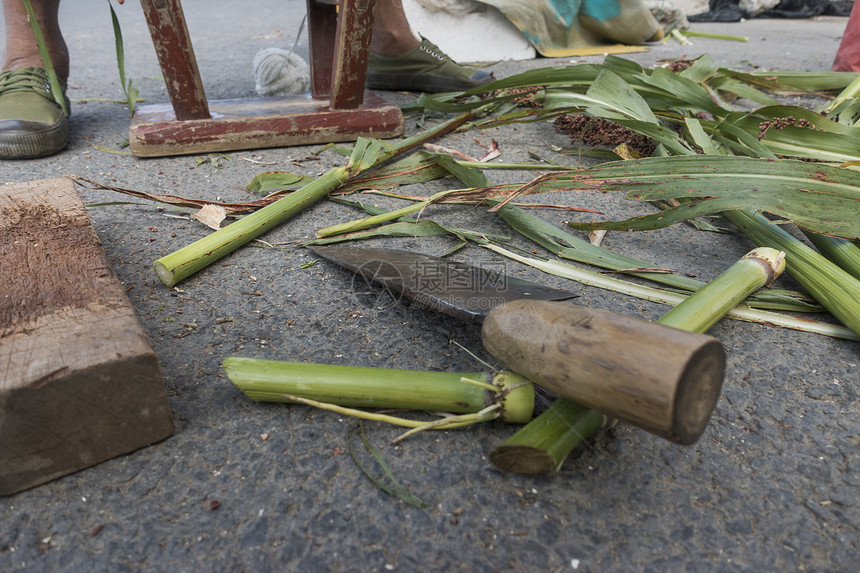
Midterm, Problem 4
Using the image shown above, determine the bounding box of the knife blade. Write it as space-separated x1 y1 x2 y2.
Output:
308 244 577 323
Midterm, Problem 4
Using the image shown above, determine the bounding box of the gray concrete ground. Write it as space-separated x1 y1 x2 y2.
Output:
2 1 858 571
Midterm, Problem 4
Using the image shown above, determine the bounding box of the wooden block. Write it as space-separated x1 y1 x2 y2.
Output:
0 178 174 496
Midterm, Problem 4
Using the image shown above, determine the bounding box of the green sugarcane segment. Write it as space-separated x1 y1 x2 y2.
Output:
222 357 534 424
488 399 605 475
490 248 785 474
154 169 348 286
153 112 472 286
315 190 453 238
659 248 785 334
725 210 860 336
802 231 860 281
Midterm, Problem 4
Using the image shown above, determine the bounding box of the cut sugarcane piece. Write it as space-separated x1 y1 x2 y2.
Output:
488 400 605 475
222 358 534 425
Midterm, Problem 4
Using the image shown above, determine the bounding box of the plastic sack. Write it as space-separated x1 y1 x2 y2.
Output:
832 3 860 72
478 0 662 57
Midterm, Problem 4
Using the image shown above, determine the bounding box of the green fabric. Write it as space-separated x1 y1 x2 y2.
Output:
0 67 70 159
0 67 67 123
367 38 491 93
370 38 474 81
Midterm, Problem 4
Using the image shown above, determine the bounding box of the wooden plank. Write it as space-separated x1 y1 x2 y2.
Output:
139 0 210 120
0 178 174 496
128 92 404 157
330 0 377 110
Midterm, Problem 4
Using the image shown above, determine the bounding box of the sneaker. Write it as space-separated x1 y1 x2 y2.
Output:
0 67 70 159
367 38 493 93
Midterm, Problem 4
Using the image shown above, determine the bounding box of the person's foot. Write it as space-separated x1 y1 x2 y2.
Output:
367 38 493 93
0 67 69 159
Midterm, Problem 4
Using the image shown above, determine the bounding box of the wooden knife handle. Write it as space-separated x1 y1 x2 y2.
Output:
481 300 726 445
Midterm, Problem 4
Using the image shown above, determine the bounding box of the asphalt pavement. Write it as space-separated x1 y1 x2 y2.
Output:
1 1 858 571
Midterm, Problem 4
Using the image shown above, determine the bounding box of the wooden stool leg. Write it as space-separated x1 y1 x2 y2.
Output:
307 0 338 98
330 0 377 110
129 0 403 156
139 0 210 120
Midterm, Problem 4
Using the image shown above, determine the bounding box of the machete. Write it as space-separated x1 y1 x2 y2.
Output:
309 244 726 445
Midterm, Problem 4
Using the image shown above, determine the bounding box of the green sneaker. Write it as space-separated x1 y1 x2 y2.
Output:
0 67 70 160
367 38 493 93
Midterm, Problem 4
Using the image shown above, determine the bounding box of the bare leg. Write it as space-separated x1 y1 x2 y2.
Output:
1 0 68 80
371 0 419 56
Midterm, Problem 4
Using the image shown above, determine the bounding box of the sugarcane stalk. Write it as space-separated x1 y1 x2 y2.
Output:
801 231 860 281
488 400 605 474
222 357 534 425
681 30 748 42
315 189 455 238
153 113 470 286
724 210 860 336
658 248 785 333
489 247 786 474
819 74 860 119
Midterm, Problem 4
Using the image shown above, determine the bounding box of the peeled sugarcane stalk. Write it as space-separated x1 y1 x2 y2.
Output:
152 113 470 286
489 247 786 474
222 358 535 432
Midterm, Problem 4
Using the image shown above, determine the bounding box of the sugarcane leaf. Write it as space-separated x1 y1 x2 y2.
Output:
744 105 859 135
711 119 779 158
348 137 383 169
560 156 860 239
708 76 782 107
720 69 857 94
719 105 860 163
601 55 647 74
309 200 506 245
825 98 860 126
343 152 450 192
346 422 429 509
247 150 474 196
246 171 317 193
610 118 695 155
683 118 726 155
637 67 726 116
434 153 491 187
677 54 718 83
463 63 606 93
306 220 453 244
415 92 511 113
582 70 659 123
490 200 820 311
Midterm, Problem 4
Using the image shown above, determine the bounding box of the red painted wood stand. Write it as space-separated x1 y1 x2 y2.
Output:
129 0 404 157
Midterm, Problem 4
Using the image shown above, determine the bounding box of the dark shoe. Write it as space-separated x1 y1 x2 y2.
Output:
0 67 69 159
367 38 493 93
